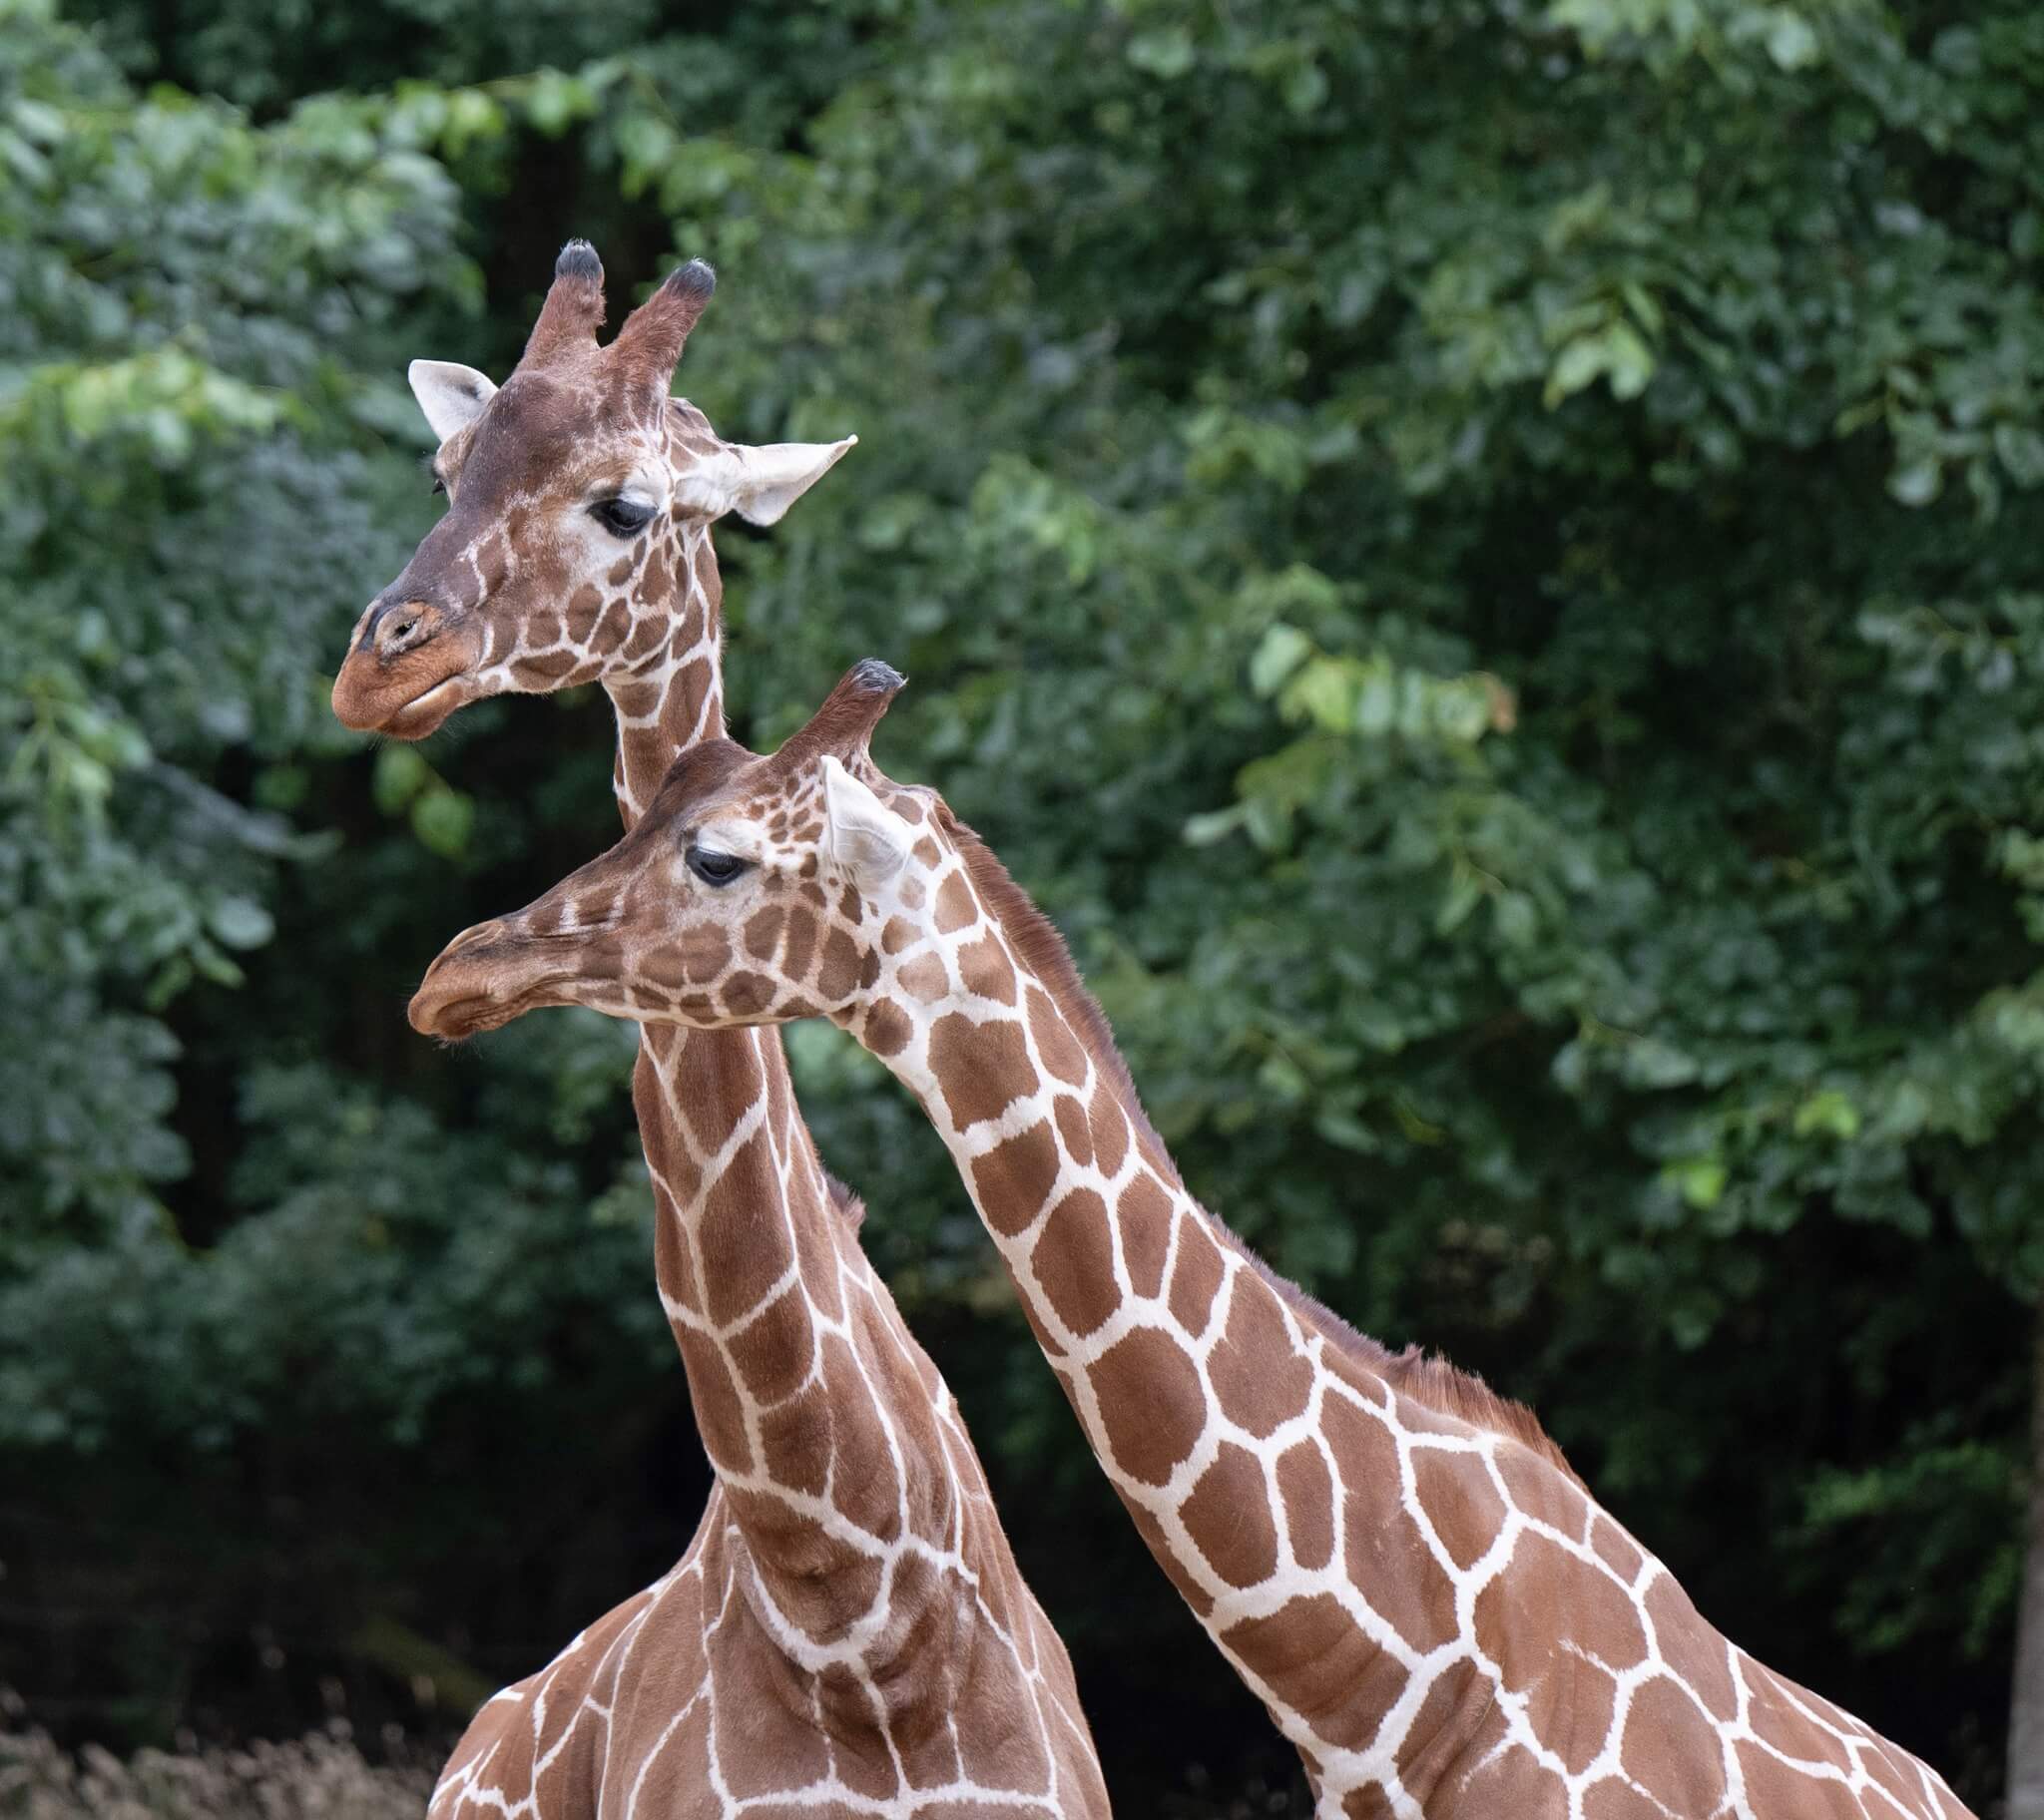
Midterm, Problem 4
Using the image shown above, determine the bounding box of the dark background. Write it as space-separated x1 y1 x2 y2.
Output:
4 0 2042 1810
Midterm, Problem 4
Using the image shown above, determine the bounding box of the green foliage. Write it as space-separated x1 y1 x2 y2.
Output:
6 0 2040 1805
0 0 461 1251
0 0 664 1749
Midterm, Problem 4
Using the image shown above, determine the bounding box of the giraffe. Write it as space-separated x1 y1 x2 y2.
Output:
332 249 1110 1818
407 661 1980 1820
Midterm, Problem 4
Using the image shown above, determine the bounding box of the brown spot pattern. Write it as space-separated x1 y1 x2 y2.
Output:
779 906 817 982
862 998 912 1059
816 926 861 1002
970 1123 1063 1235
1029 987 1089 1087
928 1014 1040 1129
1621 1676 1728 1813
745 906 784 961
1276 1442 1336 1571
1089 1095 1130 1176
1115 1172 1175 1297
1167 1222 1227 1335
1031 1188 1119 1338
1089 1327 1206 1485
1181 1443 1278 1588
1644 1574 1736 1719
897 952 950 1002
957 932 1017 1004
1211 1276 1313 1439
1412 1448 1506 1572
1220 1594 1404 1753
934 871 977 934
1053 1095 1094 1167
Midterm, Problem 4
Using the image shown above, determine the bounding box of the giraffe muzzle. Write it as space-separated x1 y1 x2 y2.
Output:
331 599 483 737
411 921 519 1039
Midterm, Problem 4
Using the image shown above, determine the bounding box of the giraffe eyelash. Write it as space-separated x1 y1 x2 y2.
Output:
685 845 750 887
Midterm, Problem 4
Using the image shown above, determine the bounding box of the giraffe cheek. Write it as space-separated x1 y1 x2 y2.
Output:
474 531 513 596
719 971 777 1020
564 583 605 645
684 925 731 985
814 926 862 1004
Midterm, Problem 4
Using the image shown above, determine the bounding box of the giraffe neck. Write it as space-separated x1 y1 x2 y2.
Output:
602 521 724 825
850 904 1452 1774
845 850 1972 1817
596 538 974 1704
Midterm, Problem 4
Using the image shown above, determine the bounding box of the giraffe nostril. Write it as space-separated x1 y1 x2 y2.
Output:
366 599 436 656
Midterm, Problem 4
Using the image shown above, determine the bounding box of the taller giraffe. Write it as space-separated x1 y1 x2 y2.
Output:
332 251 1109 1819
408 664 1979 1820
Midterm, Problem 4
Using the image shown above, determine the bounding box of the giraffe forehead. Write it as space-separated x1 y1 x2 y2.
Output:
459 374 665 490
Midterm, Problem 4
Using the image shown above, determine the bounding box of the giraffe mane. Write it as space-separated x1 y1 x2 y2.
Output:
1242 1259 1584 1483
933 803 1181 1188
822 1170 869 1230
934 801 1581 1481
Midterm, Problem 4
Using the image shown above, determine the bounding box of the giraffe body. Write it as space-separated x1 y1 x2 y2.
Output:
432 1425 1096 1820
334 253 1108 1818
409 665 1978 1820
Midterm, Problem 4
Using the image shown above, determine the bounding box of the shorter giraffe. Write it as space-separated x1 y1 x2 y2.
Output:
410 663 1977 1820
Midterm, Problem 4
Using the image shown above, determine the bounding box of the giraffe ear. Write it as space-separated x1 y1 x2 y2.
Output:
675 437 858 526
820 756 913 889
409 360 497 445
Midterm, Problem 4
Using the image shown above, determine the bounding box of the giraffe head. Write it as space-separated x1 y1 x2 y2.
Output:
332 240 855 738
407 659 976 1041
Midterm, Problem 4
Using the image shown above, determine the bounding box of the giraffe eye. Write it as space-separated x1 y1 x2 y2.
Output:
686 846 750 887
591 497 656 537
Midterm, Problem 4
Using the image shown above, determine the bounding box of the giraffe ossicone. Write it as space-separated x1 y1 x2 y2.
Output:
413 662 1978 1820
335 247 1110 1819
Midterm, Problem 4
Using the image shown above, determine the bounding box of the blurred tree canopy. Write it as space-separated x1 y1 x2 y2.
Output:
3 0 2041 1806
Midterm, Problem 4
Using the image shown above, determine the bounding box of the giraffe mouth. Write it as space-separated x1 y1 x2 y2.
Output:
331 618 486 739
416 989 523 1039
409 970 576 1041
409 921 611 1041
382 672 475 739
